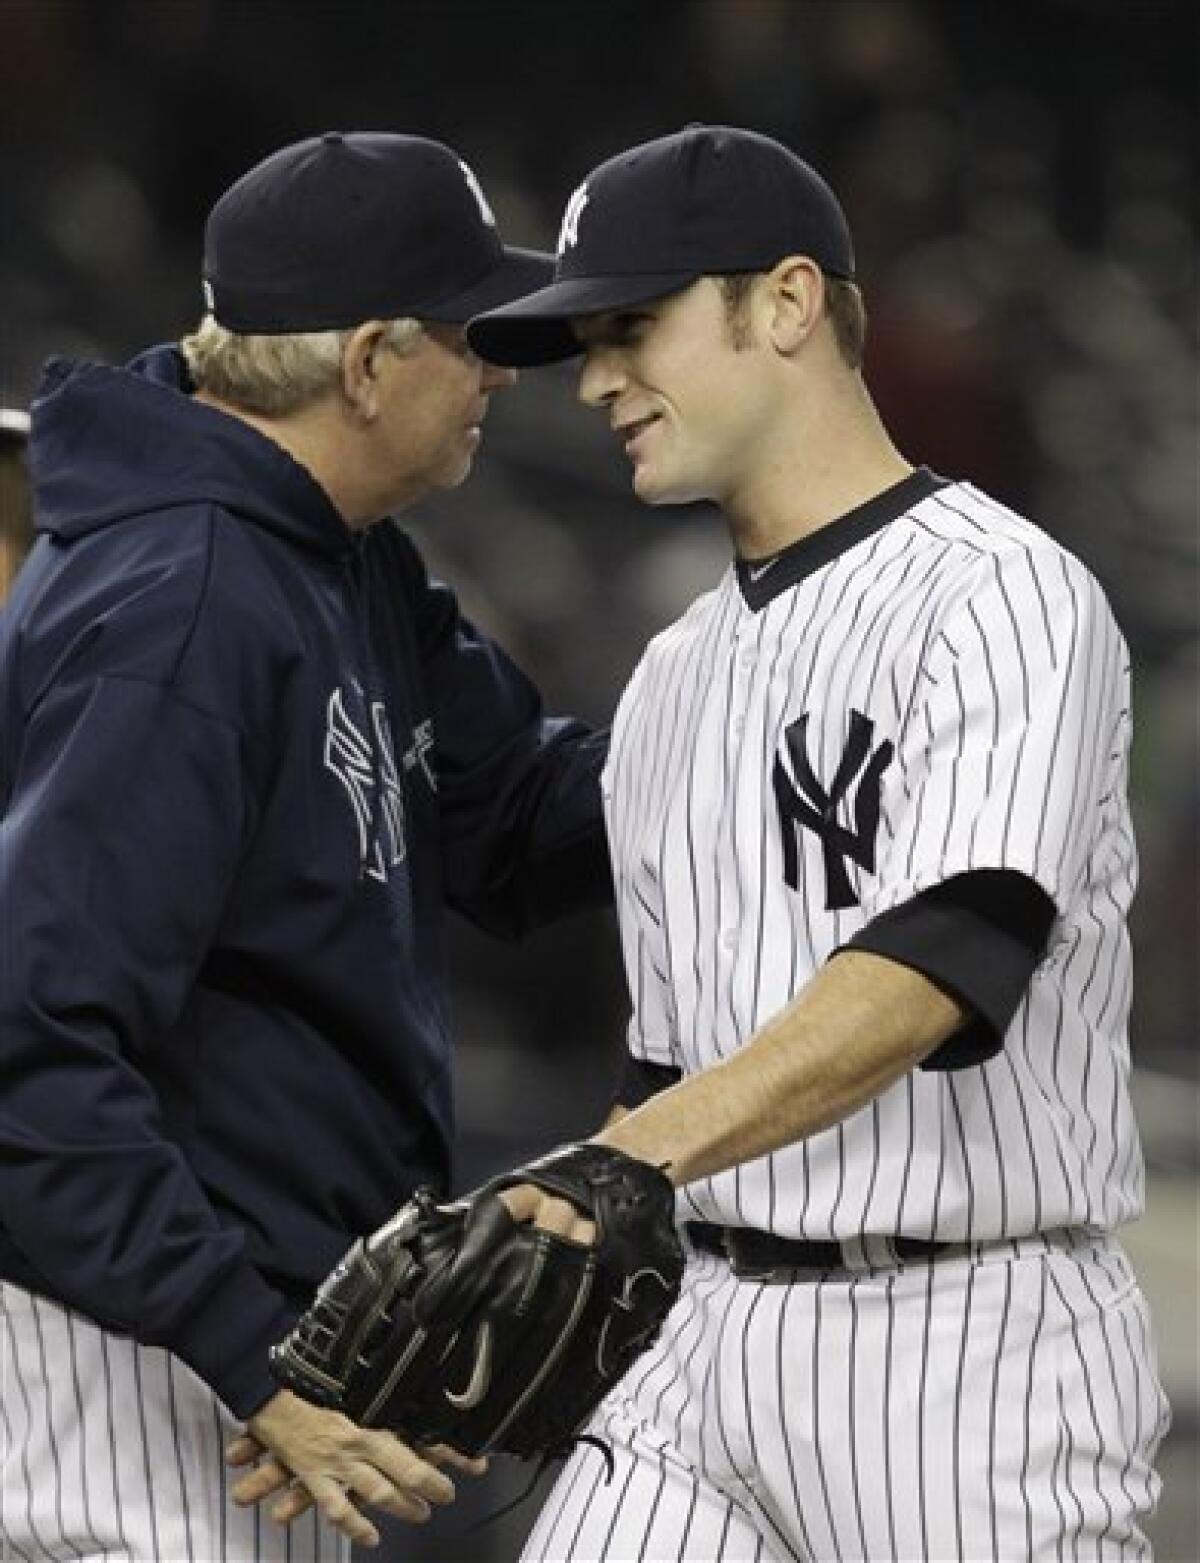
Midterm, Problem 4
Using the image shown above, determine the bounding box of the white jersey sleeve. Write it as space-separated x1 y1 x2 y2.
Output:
863 539 1131 921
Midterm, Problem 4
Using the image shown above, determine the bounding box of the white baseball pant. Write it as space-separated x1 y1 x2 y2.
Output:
1 1282 349 1563
522 1235 1168 1562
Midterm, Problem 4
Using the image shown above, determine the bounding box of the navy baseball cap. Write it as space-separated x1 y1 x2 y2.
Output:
202 131 553 333
468 125 855 368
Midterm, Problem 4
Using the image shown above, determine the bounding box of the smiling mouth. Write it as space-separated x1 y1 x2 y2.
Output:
616 414 660 448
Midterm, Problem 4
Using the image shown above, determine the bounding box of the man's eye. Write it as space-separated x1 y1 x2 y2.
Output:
575 312 653 350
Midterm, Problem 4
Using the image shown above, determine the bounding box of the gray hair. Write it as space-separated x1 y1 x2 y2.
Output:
180 315 425 416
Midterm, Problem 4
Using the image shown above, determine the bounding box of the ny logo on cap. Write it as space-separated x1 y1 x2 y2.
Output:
458 160 496 228
557 181 590 255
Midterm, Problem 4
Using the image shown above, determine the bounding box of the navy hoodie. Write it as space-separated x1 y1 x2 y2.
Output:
0 347 610 1417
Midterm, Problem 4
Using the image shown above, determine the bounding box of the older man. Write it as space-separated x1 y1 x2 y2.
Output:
0 132 609 1558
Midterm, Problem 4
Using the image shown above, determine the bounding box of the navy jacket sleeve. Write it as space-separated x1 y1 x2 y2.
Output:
392 531 613 937
0 656 292 1417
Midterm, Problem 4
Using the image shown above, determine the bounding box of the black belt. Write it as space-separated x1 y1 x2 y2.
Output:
687 1221 953 1279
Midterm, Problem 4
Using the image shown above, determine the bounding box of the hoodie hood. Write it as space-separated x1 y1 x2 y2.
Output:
30 345 352 558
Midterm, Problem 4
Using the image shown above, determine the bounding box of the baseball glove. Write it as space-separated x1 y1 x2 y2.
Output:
269 1142 684 1458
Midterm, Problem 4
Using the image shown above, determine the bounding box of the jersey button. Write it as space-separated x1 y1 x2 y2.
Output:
721 929 737 950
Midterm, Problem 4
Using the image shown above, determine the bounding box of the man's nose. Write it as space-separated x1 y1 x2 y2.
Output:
577 348 625 408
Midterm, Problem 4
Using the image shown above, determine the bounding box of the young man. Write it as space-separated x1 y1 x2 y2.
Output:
0 132 611 1558
468 125 1170 1560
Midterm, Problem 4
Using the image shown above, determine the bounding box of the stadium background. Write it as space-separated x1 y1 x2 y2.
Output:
0 1 1194 1558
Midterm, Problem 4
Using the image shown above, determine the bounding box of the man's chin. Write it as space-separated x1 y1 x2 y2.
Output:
632 465 703 507
437 453 476 491
632 462 667 502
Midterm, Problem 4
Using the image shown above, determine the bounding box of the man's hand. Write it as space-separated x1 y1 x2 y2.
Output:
496 1182 596 1244
268 1146 683 1461
227 1388 483 1549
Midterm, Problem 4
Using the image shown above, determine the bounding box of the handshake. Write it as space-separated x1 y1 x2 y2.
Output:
270 1142 683 1460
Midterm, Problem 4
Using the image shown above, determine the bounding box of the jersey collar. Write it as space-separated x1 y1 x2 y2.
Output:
734 467 947 611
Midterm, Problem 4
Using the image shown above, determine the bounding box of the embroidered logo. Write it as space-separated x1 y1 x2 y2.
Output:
557 181 590 255
444 1320 495 1410
772 710 894 910
401 718 436 793
594 1267 678 1378
324 686 408 881
458 159 497 227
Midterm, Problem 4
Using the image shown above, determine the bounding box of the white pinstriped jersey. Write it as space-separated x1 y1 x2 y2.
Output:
604 478 1142 1243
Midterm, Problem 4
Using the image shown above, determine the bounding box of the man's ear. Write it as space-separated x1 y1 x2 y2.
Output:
765 257 824 355
341 321 390 419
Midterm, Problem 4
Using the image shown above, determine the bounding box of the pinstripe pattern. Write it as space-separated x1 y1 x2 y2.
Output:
0 1284 348 1562
542 479 1170 1559
524 1241 1169 1561
604 482 1144 1244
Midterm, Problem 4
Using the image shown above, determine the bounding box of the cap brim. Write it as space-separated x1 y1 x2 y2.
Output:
419 245 556 325
467 271 698 366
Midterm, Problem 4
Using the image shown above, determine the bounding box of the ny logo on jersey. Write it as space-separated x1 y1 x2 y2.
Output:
772 709 894 910
557 181 590 254
324 685 410 882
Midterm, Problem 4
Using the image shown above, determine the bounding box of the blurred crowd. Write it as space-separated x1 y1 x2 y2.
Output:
1 0 1195 1101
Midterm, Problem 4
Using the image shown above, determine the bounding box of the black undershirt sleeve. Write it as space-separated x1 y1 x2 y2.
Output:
613 1057 682 1112
843 869 1057 1069
614 869 1057 1104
